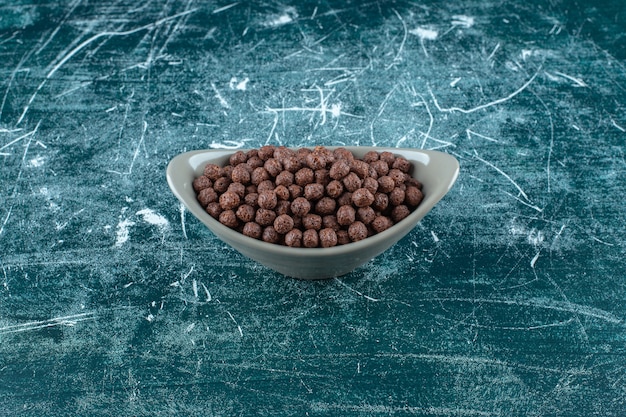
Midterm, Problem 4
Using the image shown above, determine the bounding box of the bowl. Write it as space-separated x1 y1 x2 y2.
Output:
166 147 459 279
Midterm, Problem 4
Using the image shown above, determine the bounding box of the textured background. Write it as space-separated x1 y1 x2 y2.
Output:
1 1 625 415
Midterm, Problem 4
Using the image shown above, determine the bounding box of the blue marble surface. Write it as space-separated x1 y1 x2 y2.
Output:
1 1 625 415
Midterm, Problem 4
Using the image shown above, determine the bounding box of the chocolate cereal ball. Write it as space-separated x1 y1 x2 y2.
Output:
213 176 231 193
264 158 282 177
282 156 302 173
275 170 294 187
371 215 393 233
302 213 322 230
337 192 353 207
274 213 295 234
315 197 336 215
319 228 338 248
372 192 389 212
370 159 389 177
229 150 247 166
302 229 319 248
193 176 212 192
325 180 344 198
231 164 251 184
392 157 412 173
388 168 407 186
257 179 275 193
405 186 424 207
244 192 259 207
205 201 222 219
295 167 315 186
274 184 290 201
391 205 411 222
251 167 270 185
336 205 356 226
242 222 262 239
257 190 277 209
258 145 275 160
291 197 311 217
219 191 240 210
336 229 350 245
227 182 246 198
362 150 379 163
236 204 255 223
322 215 340 231
348 221 368 242
304 183 324 201
203 163 223 180
255 208 276 226
197 187 218 207
342 172 362 192
246 155 264 170
288 184 303 199
389 187 405 206
284 228 303 247
275 199 291 216
333 147 354 161
352 188 375 208
306 150 328 170
379 151 395 166
377 176 395 193
357 206 376 225
262 226 280 243
219 210 238 228
329 159 350 180
362 176 379 194
349 159 370 178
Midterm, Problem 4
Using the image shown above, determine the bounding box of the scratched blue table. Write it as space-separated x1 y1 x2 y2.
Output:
1 1 625 415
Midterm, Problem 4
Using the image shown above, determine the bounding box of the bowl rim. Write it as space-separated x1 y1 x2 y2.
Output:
167 146 459 258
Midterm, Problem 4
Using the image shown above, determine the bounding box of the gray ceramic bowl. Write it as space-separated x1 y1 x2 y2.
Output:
167 147 459 279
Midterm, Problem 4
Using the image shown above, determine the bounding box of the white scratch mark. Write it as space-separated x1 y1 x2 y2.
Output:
530 251 540 268
487 43 500 61
610 118 625 132
335 278 379 302
452 15 475 28
115 218 135 247
192 279 198 298
553 70 588 87
0 125 38 151
466 129 499 143
591 236 615 246
201 282 212 302
450 77 461 87
127 120 148 175
212 2 239 14
226 310 243 336
429 70 539 114
474 153 532 203
390 9 408 65
211 82 230 109
180 203 188 239
431 231 440 243
0 312 96 335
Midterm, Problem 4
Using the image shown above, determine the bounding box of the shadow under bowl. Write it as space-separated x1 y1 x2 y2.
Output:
167 147 459 279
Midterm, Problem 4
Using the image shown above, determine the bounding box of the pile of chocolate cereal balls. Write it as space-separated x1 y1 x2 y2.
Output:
193 146 424 248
